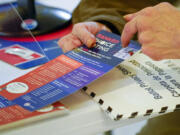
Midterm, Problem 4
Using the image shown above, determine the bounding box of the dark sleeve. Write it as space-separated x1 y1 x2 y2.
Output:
72 0 162 34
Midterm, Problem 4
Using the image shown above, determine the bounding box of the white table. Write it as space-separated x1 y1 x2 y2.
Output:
0 1 147 135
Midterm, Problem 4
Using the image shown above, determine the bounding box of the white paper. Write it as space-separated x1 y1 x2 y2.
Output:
84 51 180 120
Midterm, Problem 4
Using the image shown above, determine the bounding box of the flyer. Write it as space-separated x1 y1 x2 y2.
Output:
0 30 141 112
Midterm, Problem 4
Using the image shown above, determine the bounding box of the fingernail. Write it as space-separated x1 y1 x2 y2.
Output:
87 39 94 47
92 43 96 47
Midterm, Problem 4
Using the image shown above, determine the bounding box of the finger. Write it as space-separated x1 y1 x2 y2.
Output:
97 23 112 33
124 7 154 22
72 24 96 48
123 13 138 22
121 18 138 47
58 33 82 52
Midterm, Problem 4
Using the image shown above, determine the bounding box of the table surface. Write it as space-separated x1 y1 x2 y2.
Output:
0 1 147 135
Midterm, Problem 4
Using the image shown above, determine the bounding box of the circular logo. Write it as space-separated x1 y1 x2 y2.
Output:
6 82 29 94
21 19 38 30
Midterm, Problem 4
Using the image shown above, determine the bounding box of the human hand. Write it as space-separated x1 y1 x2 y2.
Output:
121 2 180 60
58 22 111 52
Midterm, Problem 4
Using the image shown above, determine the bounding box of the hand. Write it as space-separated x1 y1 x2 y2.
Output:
58 22 111 52
121 2 180 60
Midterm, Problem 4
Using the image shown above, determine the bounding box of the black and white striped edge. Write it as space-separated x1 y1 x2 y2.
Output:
83 87 180 121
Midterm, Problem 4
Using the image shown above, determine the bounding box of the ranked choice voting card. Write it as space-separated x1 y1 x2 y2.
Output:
0 30 141 112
